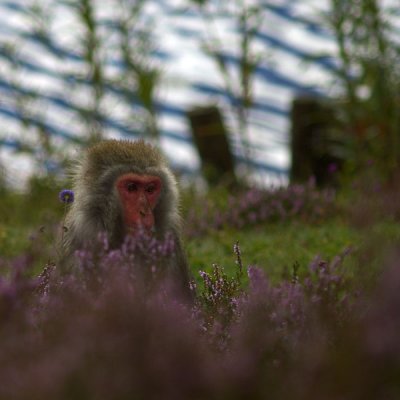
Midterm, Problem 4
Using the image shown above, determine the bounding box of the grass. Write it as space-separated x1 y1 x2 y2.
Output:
187 219 358 283
0 178 356 278
1 217 358 278
2 176 400 286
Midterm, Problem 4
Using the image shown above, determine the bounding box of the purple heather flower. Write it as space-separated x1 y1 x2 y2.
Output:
59 189 74 204
328 163 338 174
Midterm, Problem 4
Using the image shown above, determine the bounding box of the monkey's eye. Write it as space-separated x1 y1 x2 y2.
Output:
146 184 156 194
126 182 138 192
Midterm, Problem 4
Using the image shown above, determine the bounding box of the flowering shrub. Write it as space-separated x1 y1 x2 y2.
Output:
185 179 336 238
0 235 399 399
72 229 178 291
350 170 400 228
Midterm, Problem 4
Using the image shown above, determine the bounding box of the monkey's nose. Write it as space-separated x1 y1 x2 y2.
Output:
139 210 146 217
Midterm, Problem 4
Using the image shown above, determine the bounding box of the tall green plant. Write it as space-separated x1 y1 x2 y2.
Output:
1 0 163 148
67 0 106 143
114 0 161 141
188 0 266 173
328 0 400 178
0 40 63 177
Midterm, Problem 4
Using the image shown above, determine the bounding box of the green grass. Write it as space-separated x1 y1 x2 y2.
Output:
187 219 359 283
1 216 360 281
2 178 400 287
1 215 359 283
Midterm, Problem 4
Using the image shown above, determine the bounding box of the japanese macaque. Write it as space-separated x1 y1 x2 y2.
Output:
60 139 191 294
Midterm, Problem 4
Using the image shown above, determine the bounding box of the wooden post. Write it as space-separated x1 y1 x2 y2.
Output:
187 105 236 186
290 96 342 187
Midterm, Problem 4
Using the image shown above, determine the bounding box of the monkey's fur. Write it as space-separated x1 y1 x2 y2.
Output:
60 139 191 293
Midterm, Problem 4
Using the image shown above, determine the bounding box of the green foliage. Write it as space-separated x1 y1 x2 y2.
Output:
2 173 400 287
0 0 162 181
70 0 106 141
115 0 161 139
0 176 63 259
188 0 268 171
326 0 400 178
187 220 358 284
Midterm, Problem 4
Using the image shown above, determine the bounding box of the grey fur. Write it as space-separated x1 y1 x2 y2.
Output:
59 140 191 293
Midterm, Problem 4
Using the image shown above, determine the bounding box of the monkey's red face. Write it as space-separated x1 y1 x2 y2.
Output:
116 173 162 233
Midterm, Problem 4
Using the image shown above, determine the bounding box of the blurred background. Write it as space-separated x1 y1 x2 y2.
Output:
0 0 399 190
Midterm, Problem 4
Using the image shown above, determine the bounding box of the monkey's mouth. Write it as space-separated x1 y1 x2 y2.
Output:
124 209 155 234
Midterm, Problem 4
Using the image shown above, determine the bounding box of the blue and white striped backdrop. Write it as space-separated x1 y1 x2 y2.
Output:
0 0 338 187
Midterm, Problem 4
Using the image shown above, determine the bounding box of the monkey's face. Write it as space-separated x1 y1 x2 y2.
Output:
116 173 162 234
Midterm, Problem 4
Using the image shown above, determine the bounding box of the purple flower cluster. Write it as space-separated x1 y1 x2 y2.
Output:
350 170 400 228
0 241 399 399
185 180 336 237
58 189 74 204
73 228 177 290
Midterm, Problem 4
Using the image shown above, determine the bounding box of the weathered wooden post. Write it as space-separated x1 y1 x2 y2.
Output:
290 96 342 187
186 105 236 186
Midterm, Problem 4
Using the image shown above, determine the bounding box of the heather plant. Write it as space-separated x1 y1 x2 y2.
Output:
185 178 337 238
349 169 400 229
72 229 179 294
0 254 39 322
0 229 400 398
194 242 244 350
1 171 400 398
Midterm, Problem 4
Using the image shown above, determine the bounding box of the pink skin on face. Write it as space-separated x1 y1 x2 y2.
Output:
116 173 162 233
